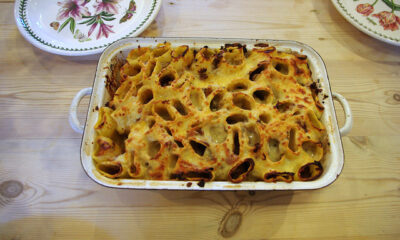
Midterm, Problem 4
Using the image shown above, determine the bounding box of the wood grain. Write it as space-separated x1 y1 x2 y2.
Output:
1 0 400 239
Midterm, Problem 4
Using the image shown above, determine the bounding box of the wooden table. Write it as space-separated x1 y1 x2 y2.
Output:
1 0 399 239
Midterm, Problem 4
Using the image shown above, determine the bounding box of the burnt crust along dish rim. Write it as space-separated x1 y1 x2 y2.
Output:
79 37 345 190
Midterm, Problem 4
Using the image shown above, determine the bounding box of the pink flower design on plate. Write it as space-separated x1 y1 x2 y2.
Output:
373 11 400 31
93 0 121 14
356 3 375 16
88 22 115 39
56 0 90 21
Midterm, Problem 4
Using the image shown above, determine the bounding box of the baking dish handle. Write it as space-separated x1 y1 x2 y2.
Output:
332 92 353 136
69 87 93 134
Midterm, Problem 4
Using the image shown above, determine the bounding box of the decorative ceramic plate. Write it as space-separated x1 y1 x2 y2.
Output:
331 0 400 46
14 0 162 56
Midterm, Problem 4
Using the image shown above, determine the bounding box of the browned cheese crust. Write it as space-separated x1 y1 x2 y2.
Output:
92 42 329 183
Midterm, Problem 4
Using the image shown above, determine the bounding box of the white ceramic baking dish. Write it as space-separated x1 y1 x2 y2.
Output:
69 37 352 190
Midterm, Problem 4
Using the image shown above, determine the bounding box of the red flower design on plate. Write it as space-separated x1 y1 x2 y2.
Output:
94 0 121 14
56 0 90 21
373 11 400 31
356 3 374 16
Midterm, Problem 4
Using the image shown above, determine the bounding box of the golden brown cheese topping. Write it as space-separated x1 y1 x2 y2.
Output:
93 42 329 183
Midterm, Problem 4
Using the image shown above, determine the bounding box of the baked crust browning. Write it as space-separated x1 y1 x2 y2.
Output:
95 42 328 183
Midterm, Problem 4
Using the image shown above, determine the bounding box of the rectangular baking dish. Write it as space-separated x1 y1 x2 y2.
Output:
69 37 352 190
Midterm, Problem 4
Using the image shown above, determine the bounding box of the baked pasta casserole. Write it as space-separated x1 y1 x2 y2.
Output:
93 42 328 183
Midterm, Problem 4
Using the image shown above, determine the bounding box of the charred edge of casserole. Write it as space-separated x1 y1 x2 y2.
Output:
97 162 123 178
294 52 307 60
263 171 294 183
104 101 116 110
315 99 325 111
105 56 126 98
94 112 106 130
202 87 213 97
198 68 208 80
309 82 322 96
253 143 261 153
172 45 189 59
292 60 304 76
274 101 294 113
197 180 205 187
171 169 214 182
298 161 323 181
212 51 224 69
228 158 254 183
224 43 247 53
249 61 268 81
263 46 276 54
254 43 269 48
189 140 208 156
309 82 324 111
128 162 139 177
96 138 113 156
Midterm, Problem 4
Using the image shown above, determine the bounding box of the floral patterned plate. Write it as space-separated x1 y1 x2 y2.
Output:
331 0 400 46
14 0 162 56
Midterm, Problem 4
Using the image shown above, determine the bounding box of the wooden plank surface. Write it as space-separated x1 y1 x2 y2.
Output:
1 0 400 239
